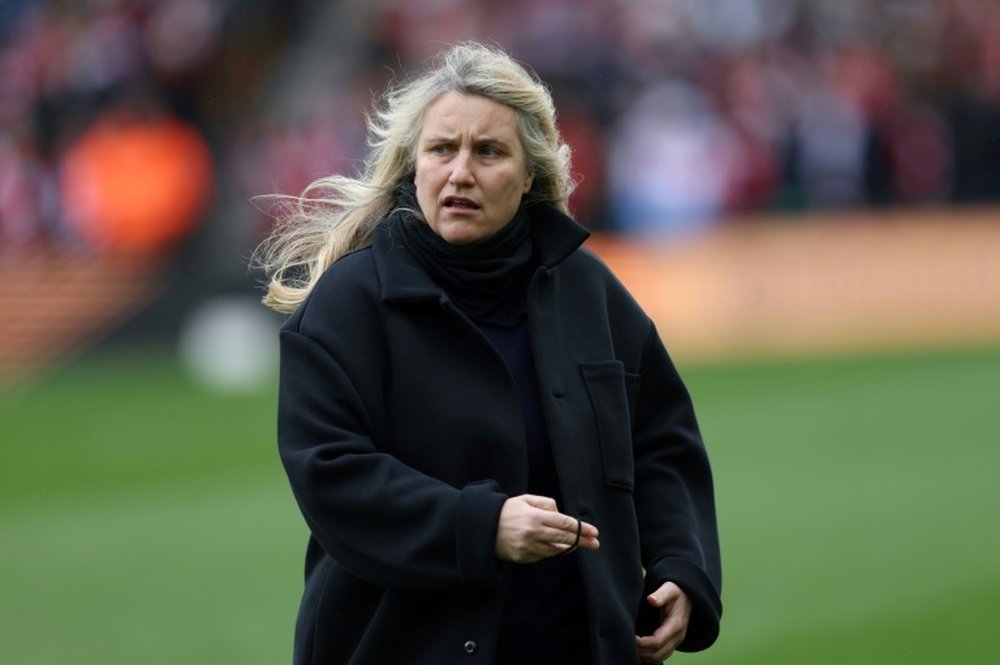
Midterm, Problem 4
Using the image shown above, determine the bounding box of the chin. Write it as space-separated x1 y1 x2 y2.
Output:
436 222 484 246
442 233 480 246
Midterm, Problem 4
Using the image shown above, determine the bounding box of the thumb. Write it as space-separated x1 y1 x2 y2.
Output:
647 582 680 608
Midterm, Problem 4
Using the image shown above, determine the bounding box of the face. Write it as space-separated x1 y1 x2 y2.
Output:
414 91 534 245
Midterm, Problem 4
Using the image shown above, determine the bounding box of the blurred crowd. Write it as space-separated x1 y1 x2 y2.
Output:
366 0 1000 234
0 0 303 253
2 0 999 255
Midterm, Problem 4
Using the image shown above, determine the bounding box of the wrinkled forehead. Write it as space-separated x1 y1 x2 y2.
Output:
418 91 521 143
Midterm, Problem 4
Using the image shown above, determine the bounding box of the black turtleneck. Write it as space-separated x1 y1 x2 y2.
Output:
391 196 592 665
390 190 533 326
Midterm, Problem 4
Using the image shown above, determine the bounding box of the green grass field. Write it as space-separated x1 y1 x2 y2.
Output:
1 346 997 664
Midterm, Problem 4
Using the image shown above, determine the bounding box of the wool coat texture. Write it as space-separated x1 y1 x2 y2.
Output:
277 203 722 665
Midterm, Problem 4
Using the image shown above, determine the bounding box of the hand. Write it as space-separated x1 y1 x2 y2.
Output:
495 494 600 563
635 582 691 663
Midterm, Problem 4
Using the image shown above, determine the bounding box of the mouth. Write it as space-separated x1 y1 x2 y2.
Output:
442 196 481 210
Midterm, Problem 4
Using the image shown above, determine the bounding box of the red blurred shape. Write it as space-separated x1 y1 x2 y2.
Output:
61 114 213 253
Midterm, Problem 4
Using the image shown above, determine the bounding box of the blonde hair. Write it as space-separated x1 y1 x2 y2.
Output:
254 42 575 313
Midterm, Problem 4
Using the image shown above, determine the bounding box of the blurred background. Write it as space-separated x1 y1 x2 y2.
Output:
1 0 998 663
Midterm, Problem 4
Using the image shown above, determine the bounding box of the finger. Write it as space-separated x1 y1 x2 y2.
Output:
635 619 684 647
549 518 582 553
520 494 558 511
517 499 596 536
552 535 601 553
638 644 681 664
635 615 687 660
638 630 685 662
634 625 676 649
564 520 581 553
514 516 581 546
635 605 684 643
565 517 602 552
537 513 582 538
554 535 600 553
647 582 682 608
638 644 677 665
636 636 683 663
531 536 590 561
537 524 600 552
537 511 599 539
637 650 660 665
638 642 681 663
508 536 572 562
559 522 600 550
533 524 587 548
531 526 601 558
502 515 595 559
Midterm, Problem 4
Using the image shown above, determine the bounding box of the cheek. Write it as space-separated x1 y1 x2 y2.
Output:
505 171 530 198
415 161 445 190
414 163 439 216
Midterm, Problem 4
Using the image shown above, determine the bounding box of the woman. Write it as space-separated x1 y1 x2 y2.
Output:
258 42 721 665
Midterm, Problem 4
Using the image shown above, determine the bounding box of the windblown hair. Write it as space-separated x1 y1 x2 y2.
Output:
254 42 575 313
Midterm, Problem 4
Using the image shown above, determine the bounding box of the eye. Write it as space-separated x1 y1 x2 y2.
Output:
478 145 501 157
429 144 452 155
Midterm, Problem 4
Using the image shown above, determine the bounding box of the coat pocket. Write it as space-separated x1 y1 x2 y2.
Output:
580 361 638 491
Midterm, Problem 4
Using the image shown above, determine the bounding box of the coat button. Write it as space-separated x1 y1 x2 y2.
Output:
464 640 478 655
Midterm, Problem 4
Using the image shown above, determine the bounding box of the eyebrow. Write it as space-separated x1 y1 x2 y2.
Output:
422 134 514 148
477 136 513 147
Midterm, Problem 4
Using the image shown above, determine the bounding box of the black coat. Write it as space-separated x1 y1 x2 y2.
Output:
277 204 722 664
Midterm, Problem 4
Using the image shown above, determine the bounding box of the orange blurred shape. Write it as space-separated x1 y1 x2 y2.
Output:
61 115 214 253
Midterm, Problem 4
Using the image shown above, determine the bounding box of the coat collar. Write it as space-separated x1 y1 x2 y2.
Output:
372 202 590 303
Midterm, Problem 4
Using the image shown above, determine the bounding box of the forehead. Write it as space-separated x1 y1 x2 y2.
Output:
419 91 520 141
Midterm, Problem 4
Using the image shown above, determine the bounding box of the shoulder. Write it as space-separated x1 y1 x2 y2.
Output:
562 245 615 280
560 245 650 322
282 246 381 338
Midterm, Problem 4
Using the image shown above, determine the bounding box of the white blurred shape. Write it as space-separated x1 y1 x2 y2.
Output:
609 81 739 237
178 296 279 392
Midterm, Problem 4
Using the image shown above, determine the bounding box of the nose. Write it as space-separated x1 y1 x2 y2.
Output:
448 150 474 187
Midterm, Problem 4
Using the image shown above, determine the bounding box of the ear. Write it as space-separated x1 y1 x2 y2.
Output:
523 170 534 193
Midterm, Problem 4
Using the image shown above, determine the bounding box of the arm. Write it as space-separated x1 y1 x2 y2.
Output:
278 328 509 591
632 323 722 653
